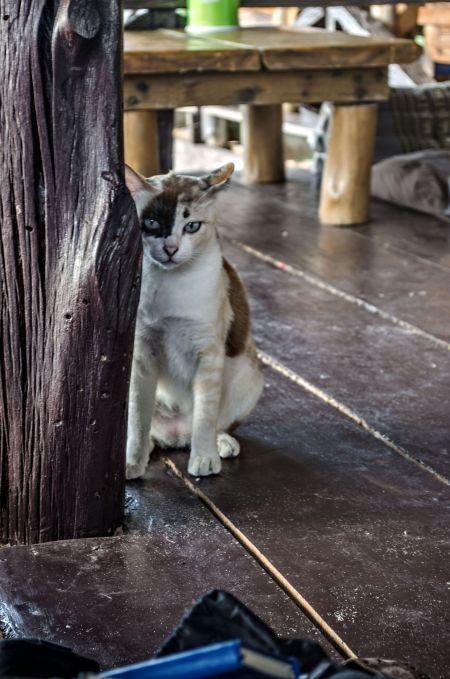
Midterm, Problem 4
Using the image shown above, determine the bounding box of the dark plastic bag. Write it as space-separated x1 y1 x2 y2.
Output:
0 639 99 678
157 590 377 678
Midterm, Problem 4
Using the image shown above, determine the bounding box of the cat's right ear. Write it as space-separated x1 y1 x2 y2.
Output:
125 165 154 215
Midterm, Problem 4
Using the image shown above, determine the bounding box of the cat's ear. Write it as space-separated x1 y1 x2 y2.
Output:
125 164 156 214
199 163 235 194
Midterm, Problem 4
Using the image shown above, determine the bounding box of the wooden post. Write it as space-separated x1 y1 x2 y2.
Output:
319 103 378 226
242 105 285 183
0 0 141 544
124 110 161 177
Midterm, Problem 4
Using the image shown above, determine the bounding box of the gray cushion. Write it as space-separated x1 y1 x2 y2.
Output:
371 149 450 221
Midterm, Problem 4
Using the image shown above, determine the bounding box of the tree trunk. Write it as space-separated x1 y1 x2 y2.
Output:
0 0 141 544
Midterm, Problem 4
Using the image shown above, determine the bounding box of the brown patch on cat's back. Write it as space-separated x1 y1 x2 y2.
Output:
223 258 250 358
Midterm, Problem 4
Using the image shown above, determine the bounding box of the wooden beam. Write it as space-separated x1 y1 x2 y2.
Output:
319 103 378 225
0 0 141 544
124 68 389 110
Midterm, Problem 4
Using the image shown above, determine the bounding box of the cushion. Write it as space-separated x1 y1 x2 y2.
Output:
371 149 450 221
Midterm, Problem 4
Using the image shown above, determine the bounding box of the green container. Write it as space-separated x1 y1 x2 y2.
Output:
186 0 239 33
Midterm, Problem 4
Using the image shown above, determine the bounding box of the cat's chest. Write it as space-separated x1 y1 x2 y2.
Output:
138 260 222 326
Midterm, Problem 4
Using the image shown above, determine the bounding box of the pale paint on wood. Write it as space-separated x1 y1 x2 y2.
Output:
319 104 378 226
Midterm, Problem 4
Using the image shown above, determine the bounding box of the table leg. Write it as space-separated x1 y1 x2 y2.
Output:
242 104 285 183
124 110 160 178
157 109 175 174
319 103 378 226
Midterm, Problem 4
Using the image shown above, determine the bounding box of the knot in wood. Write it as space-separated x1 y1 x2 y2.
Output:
67 0 100 40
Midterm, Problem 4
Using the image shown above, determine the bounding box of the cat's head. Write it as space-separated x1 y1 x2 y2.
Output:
125 163 234 270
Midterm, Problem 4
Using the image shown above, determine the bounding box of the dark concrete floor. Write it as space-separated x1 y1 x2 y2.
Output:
1 163 449 678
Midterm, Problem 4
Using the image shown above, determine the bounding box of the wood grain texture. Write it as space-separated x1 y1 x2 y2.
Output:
215 177 450 476
242 105 285 183
124 29 260 74
319 104 378 225
0 0 141 544
123 28 419 74
0 457 334 667
124 68 389 109
169 365 450 679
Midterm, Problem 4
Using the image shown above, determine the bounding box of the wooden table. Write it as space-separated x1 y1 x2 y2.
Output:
123 27 419 225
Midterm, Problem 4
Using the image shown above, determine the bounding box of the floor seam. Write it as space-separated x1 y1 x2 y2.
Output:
229 238 450 354
259 351 450 488
162 456 357 661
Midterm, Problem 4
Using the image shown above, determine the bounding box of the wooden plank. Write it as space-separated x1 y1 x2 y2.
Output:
357 198 450 267
124 67 389 109
0 456 336 668
124 29 260 74
124 28 419 75
242 167 450 268
201 27 421 70
224 177 450 348
214 185 450 478
168 363 450 679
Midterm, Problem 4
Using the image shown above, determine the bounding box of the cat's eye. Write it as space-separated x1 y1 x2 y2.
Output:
142 217 160 233
184 221 202 234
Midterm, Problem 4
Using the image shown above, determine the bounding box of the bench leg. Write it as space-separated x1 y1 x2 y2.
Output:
319 103 377 226
124 110 160 177
242 104 285 183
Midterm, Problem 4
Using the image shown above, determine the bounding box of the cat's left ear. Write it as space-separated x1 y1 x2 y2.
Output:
200 163 235 194
125 164 156 215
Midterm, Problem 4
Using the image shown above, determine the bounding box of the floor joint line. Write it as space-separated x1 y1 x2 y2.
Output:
229 238 450 354
163 456 357 661
258 351 450 487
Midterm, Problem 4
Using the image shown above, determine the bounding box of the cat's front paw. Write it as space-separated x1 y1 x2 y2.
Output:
217 433 240 458
126 461 148 480
188 451 221 477
126 438 154 480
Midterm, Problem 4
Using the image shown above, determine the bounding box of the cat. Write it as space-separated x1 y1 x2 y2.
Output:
125 162 264 478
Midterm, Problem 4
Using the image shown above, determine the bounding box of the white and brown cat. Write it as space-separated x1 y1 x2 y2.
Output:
125 162 263 478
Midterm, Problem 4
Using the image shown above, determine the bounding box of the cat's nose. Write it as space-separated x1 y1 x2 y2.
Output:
164 244 179 257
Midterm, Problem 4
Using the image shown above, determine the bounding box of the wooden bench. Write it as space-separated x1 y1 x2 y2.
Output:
123 27 419 225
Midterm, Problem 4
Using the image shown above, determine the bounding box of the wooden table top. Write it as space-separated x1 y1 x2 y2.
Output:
124 26 420 74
